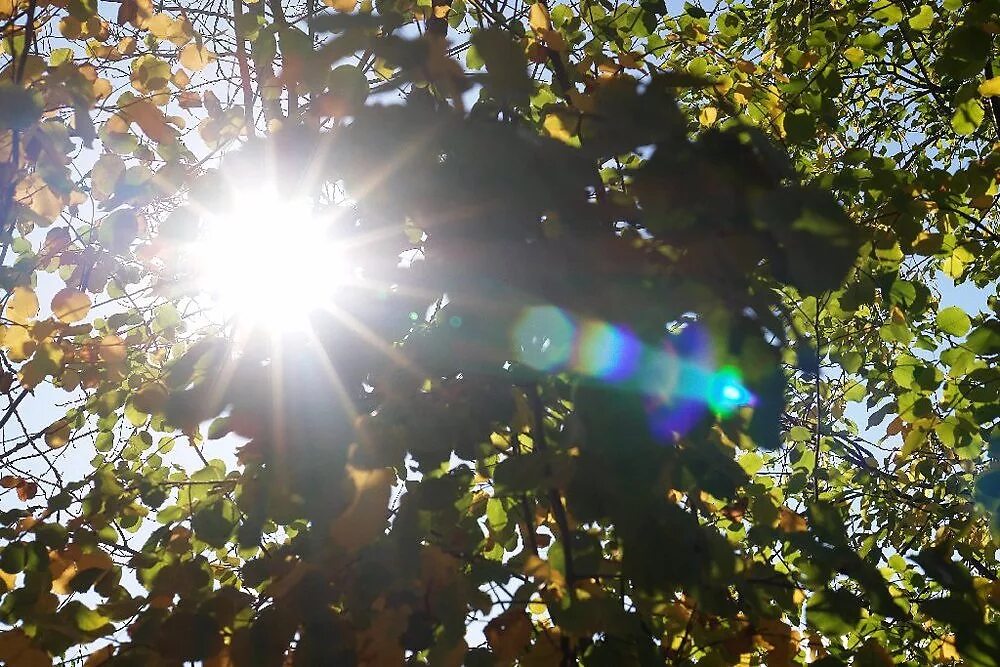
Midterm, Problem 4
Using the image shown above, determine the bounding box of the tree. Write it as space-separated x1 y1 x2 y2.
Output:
0 0 999 664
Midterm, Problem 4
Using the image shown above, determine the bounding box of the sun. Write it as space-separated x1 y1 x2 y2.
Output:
193 188 352 332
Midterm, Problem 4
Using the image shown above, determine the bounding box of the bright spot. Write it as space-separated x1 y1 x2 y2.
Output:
708 367 754 414
194 189 350 332
721 385 742 401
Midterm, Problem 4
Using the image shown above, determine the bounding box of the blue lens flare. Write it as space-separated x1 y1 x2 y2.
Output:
511 307 755 440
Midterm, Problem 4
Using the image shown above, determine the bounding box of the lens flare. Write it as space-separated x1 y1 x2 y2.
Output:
511 306 755 441
575 321 642 381
512 306 575 372
708 366 755 415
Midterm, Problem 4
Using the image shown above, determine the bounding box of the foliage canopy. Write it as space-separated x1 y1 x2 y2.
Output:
1 0 1000 664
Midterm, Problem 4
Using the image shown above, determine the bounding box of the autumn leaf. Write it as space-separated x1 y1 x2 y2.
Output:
323 0 357 10
485 609 532 663
5 286 38 324
0 630 50 667
180 44 216 71
329 465 394 552
980 77 1000 97
120 97 178 143
44 418 72 448
51 288 92 323
778 508 807 532
97 335 127 366
529 3 551 32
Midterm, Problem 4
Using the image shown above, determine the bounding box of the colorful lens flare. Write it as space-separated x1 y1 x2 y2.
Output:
574 321 642 381
511 306 755 440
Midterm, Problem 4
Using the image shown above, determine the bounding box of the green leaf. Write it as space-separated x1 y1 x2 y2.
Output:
873 3 903 24
936 306 971 336
807 588 863 636
470 27 533 104
952 93 985 136
907 4 934 30
967 320 1000 355
788 426 812 442
840 351 863 374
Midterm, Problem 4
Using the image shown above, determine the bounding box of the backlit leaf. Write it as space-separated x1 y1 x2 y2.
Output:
51 288 92 323
5 287 38 324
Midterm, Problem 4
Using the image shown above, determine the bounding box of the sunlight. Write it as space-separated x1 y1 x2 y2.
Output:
194 189 351 332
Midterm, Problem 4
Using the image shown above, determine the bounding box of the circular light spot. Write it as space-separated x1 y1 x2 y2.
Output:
512 306 576 371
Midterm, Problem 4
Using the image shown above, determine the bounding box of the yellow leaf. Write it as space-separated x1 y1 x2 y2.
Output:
980 76 1000 97
529 2 551 32
121 97 178 144
843 46 865 66
118 36 137 56
44 418 72 449
5 286 38 323
51 288 92 323
543 112 576 144
329 465 393 552
145 13 174 38
179 44 216 71
699 106 719 126
15 174 64 224
323 0 357 10
0 325 35 361
713 74 733 94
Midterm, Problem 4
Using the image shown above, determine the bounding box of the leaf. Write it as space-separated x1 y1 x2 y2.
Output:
191 498 238 548
120 97 178 144
323 0 357 10
874 3 903 24
980 77 1000 97
328 465 393 552
485 609 532 663
44 418 72 448
5 286 39 323
699 106 718 126
952 95 984 136
0 83 43 130
98 209 140 252
470 27 533 104
853 638 894 666
91 153 126 201
543 111 577 144
907 5 934 31
51 288 92 323
936 306 971 337
117 0 153 27
0 630 50 667
179 44 216 71
529 2 551 32
807 588 862 636
967 320 1000 355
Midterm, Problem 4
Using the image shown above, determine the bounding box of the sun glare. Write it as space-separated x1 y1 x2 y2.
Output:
194 189 350 332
